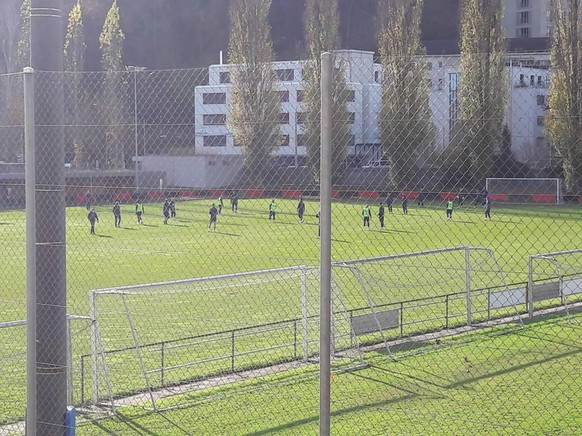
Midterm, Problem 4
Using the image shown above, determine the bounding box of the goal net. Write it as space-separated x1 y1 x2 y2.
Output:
88 266 363 411
485 178 563 204
331 247 521 357
529 249 582 317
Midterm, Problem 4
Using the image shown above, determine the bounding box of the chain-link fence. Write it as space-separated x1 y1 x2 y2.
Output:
1 49 581 434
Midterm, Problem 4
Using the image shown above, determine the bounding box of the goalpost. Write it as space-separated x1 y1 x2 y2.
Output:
485 178 563 204
88 266 364 411
528 249 582 319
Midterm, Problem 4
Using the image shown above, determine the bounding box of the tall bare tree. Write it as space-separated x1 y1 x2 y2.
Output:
378 0 434 189
304 0 351 184
227 0 279 185
65 0 87 168
546 0 582 193
99 0 125 169
457 0 506 187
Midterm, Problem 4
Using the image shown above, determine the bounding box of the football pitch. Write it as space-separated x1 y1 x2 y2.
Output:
78 311 582 435
0 198 581 427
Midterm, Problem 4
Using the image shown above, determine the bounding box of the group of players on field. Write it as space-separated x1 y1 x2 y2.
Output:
86 190 493 235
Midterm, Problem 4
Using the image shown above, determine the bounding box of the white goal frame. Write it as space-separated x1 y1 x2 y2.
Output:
485 178 563 204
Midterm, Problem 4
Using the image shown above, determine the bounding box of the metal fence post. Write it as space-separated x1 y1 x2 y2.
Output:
528 256 534 318
89 291 99 404
465 247 472 326
301 266 309 362
24 65 37 436
320 51 333 436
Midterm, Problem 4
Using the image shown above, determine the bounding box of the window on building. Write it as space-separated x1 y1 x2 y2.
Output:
219 72 230 84
276 68 295 81
203 92 227 104
427 62 432 70
537 116 545 126
519 0 530 8
519 74 525 86
374 70 381 84
203 135 227 147
438 61 443 68
348 134 356 148
296 112 306 124
279 134 290 147
203 114 226 125
518 11 530 24
297 134 305 147
537 76 543 87
537 95 546 106
296 89 304 102
342 90 356 102
277 90 290 102
448 73 460 132
530 75 535 86
517 27 530 38
437 78 444 90
279 112 290 124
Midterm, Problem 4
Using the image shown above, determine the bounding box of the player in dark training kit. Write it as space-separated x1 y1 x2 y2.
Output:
88 208 99 235
163 199 171 224
112 200 121 228
230 191 238 213
208 203 218 232
297 197 305 223
484 196 492 219
402 196 409 215
378 202 385 229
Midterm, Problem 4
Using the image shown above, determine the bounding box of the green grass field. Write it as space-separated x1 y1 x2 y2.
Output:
77 312 582 435
0 198 581 427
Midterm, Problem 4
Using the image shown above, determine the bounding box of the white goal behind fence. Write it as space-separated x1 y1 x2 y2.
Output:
485 178 563 204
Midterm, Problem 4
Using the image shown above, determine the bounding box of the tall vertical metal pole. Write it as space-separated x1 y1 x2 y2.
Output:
319 52 333 436
30 1 67 434
24 66 37 436
134 69 139 191
465 247 472 326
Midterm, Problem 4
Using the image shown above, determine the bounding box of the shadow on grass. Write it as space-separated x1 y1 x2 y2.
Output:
141 223 159 228
215 231 240 237
0 222 14 226
94 234 113 238
119 226 137 231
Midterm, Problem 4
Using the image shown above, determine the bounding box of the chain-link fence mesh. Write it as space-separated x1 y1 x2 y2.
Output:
1 48 581 434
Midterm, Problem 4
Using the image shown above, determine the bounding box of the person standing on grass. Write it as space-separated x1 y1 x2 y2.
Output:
362 204 371 228
231 190 238 213
402 196 409 215
218 195 224 215
208 203 218 232
163 199 171 225
446 199 454 221
170 199 176 218
135 200 144 225
85 191 92 211
112 200 121 228
378 202 385 229
269 199 277 220
297 197 306 223
88 207 99 235
387 195 394 214
456 192 464 207
484 195 492 219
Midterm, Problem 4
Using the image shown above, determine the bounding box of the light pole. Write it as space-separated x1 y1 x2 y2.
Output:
127 66 146 191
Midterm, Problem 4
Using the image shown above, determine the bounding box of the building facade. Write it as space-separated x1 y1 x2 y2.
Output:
194 49 551 169
503 0 552 39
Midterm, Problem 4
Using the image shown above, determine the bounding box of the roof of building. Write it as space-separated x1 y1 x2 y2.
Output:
423 38 550 56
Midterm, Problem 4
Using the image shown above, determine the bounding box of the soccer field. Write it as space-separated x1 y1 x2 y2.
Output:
0 198 581 426
76 311 582 435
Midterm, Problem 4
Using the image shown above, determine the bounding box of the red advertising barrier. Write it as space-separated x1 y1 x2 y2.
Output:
358 191 380 200
245 189 265 198
440 192 457 200
146 191 165 201
489 194 509 201
210 189 226 198
282 190 302 198
331 190 340 198
532 194 556 203
401 191 419 199
113 192 133 202
180 190 197 199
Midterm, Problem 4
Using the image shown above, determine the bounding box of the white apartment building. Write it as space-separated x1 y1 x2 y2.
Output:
194 49 551 169
503 0 552 38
